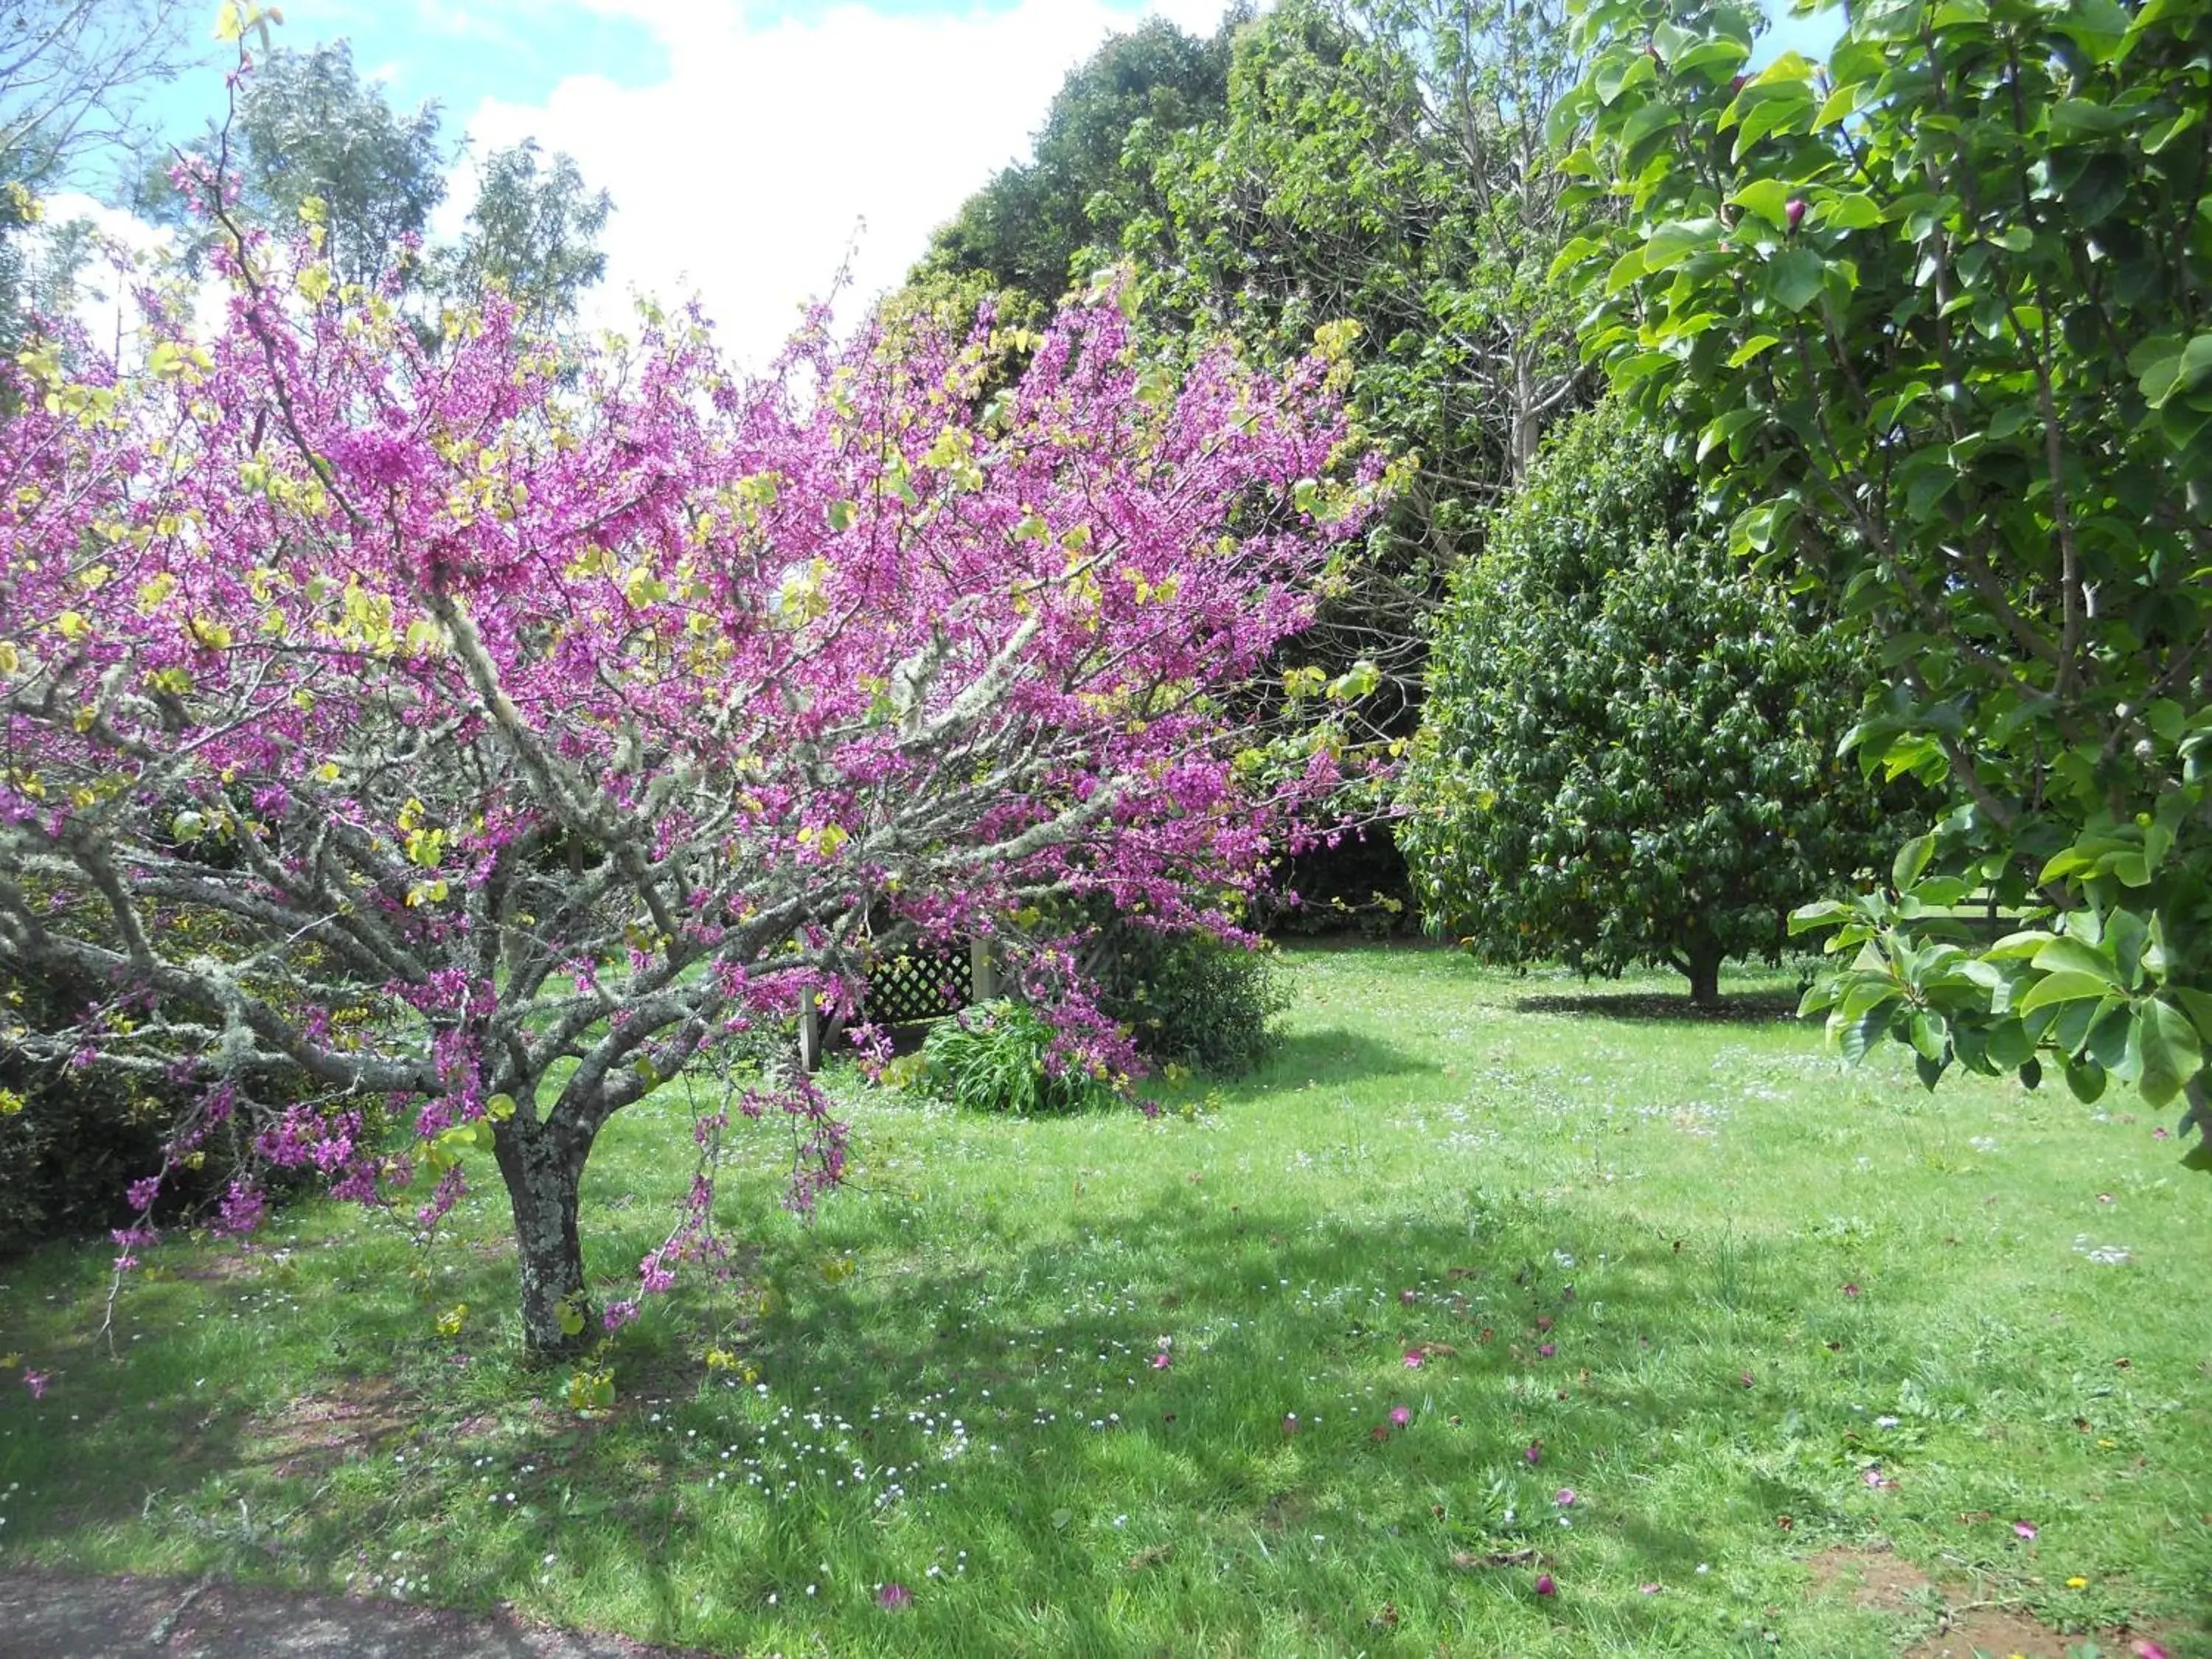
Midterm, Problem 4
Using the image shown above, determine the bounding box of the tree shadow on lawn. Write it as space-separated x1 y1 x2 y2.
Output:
1226 1028 1440 1096
1514 990 1804 1026
696 1190 1842 1646
18 1171 2160 1654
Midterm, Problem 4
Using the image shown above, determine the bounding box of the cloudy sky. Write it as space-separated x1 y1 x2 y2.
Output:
109 0 1841 369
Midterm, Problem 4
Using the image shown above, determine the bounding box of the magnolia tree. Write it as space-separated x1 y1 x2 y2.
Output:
1554 0 2212 1156
0 212 1377 1353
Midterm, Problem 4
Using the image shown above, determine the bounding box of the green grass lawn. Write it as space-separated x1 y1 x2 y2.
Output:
1 944 2208 1656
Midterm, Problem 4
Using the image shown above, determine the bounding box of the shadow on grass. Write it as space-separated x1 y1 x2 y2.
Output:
1514 990 1805 1026
2 1146 1921 1653
1232 1028 1440 1093
702 1192 1831 1633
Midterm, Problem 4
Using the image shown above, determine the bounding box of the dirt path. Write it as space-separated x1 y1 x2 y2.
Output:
0 1568 713 1659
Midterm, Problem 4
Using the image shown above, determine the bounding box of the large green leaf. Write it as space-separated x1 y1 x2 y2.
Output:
1768 249 1826 311
2129 998 2203 1108
2030 936 2120 986
2017 970 2115 1014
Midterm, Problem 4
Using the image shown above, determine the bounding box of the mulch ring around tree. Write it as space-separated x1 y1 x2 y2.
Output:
1806 1542 2187 1658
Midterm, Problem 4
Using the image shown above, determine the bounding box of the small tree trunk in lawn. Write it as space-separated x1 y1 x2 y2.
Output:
1686 939 1725 1010
493 1117 593 1360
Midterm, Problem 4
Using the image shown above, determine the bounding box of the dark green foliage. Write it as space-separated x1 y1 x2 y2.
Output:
0 967 265 1256
428 139 612 325
1557 0 2212 1138
1089 925 1291 1076
1132 0 1589 723
917 1001 1116 1116
1261 832 1416 938
1125 1 1592 925
138 41 449 286
918 10 1246 307
1399 402 1896 1006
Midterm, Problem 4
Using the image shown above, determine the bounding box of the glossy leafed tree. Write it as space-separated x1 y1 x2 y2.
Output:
1401 400 1895 1006
1554 0 2212 1151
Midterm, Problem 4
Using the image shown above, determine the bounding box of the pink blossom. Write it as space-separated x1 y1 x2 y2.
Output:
1524 1440 1543 1465
1534 1573 1556 1596
1403 1349 1425 1368
0 215 1372 1357
1390 1405 1411 1428
1537 1342 1556 1357
22 1370 49 1399
2012 1520 2037 1541
1151 1352 1172 1371
876 1583 912 1610
1553 1487 1576 1507
215 1181 267 1237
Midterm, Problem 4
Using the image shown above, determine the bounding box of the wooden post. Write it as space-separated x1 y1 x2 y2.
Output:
798 997 821 1074
970 937 997 1004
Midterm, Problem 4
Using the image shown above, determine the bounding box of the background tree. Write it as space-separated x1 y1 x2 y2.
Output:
0 1 198 349
1400 400 1893 1006
917 10 1248 308
427 139 611 327
139 36 613 327
0 1 197 189
145 40 449 287
1555 0 2212 1147
0 212 1374 1354
1126 0 1590 923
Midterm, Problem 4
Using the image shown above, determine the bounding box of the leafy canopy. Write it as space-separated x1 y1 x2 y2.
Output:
1554 0 2212 1150
1400 400 1894 1004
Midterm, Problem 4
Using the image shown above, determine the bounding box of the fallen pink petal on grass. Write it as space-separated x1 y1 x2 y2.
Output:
1390 1405 1411 1428
876 1583 912 1610
1534 1572 1557 1596
2012 1520 2038 1540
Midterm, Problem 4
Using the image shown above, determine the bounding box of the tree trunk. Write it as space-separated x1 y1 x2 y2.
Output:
1684 939 1725 1011
492 1118 592 1360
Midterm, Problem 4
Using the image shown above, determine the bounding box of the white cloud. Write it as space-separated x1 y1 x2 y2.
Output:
448 0 1237 369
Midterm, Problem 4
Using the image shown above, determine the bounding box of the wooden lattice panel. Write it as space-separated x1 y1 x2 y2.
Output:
862 945 974 1026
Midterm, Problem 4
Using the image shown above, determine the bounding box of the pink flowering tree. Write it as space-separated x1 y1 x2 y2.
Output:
0 212 1379 1354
